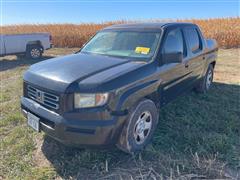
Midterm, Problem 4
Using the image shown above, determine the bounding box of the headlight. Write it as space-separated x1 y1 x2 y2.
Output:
74 93 109 108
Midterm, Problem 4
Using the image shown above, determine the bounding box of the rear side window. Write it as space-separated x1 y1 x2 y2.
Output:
184 27 202 53
162 28 184 54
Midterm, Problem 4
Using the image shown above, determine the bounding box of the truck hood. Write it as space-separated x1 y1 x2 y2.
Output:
24 53 142 93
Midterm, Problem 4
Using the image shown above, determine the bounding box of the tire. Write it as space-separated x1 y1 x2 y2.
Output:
116 99 159 154
26 45 42 59
195 64 214 93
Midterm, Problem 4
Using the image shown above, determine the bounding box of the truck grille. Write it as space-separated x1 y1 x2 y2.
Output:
27 85 59 110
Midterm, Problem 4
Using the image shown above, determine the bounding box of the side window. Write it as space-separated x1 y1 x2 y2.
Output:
163 28 184 55
184 27 202 53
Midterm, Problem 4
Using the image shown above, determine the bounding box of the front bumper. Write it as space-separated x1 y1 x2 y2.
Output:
21 97 121 147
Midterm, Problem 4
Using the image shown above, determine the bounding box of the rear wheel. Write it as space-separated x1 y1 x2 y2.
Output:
196 64 214 93
116 99 159 154
26 45 42 59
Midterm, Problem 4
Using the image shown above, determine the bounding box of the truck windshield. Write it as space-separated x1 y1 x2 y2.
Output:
81 31 161 60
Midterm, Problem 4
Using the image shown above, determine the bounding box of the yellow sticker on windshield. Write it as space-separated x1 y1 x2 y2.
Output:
135 47 150 55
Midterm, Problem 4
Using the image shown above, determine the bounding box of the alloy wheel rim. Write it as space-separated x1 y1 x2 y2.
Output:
30 48 40 58
133 111 152 145
206 69 213 89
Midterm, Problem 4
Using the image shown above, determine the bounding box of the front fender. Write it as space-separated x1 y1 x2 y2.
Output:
116 79 161 112
109 79 161 142
202 50 218 77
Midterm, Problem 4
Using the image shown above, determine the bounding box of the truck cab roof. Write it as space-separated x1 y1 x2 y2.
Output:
103 22 196 31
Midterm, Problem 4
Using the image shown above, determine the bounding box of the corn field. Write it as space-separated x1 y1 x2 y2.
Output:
1 17 239 48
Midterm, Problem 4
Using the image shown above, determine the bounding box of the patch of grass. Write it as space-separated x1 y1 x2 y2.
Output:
0 79 23 103
29 167 57 180
154 83 240 163
0 48 239 179
0 125 35 179
0 92 11 103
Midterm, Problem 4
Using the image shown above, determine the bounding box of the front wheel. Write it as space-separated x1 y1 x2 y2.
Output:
116 99 159 154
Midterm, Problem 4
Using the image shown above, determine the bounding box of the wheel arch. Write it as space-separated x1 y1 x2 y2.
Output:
210 61 216 69
113 80 161 150
26 41 44 52
144 91 161 108
117 80 161 113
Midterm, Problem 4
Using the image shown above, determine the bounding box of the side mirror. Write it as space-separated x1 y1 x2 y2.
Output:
161 52 183 64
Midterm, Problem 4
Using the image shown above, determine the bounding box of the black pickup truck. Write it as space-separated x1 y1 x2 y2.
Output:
21 22 218 153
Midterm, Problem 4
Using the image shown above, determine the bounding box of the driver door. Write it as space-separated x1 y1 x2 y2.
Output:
158 27 191 104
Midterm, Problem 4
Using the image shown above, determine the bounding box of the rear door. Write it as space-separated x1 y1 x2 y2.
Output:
0 35 5 55
182 26 205 86
158 27 191 103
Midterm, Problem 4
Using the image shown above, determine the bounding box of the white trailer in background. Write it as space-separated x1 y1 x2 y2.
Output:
0 33 52 59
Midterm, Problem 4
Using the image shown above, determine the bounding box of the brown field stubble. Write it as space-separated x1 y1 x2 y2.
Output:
1 17 240 48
